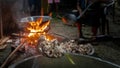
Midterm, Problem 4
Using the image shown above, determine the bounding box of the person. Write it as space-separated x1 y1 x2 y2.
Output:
28 0 41 16
76 0 89 38
99 0 114 35
76 0 109 39
48 0 60 17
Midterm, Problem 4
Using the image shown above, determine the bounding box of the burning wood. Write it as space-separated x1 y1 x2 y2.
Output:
23 16 51 46
9 16 53 57
10 15 94 58
0 37 10 50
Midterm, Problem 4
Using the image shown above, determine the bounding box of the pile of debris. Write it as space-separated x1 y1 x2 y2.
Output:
38 39 95 58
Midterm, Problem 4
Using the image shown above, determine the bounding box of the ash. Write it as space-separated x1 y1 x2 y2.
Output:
11 37 94 58
38 39 95 58
11 38 39 58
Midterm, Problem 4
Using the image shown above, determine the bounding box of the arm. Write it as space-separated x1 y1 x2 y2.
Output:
77 1 82 15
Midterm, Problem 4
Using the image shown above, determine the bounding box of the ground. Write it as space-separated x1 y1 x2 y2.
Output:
48 4 120 65
49 15 120 66
0 0 120 67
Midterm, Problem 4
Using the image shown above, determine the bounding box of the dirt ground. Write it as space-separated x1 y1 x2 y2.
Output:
48 6 120 66
0 0 120 67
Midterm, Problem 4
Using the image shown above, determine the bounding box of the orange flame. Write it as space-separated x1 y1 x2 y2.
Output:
25 16 51 46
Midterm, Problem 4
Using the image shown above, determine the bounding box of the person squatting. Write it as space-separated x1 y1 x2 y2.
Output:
76 0 111 39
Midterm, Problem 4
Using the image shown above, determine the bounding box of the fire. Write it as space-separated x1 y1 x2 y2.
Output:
24 16 52 46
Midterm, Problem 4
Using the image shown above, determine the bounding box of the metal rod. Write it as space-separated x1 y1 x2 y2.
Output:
77 2 94 19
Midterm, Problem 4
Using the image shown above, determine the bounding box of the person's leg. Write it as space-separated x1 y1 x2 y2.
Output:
28 0 34 9
54 0 60 15
34 0 41 15
91 17 100 38
28 0 35 15
55 3 60 18
76 15 87 38
48 2 55 16
48 3 54 13
92 26 99 37
101 14 109 35
76 22 83 38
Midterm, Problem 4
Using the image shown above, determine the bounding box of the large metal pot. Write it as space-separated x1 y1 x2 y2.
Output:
9 54 120 68
18 16 52 31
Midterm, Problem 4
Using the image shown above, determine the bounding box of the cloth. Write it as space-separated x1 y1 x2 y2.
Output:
77 0 89 10
48 0 60 4
77 1 102 26
28 0 41 15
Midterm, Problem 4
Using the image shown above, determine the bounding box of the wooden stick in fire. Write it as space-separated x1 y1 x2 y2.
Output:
0 37 10 50
0 0 3 39
0 40 26 68
0 17 3 39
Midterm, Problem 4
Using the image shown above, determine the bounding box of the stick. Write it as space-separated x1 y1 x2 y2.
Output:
0 1 3 38
0 40 26 68
77 2 94 19
0 37 10 50
0 37 10 46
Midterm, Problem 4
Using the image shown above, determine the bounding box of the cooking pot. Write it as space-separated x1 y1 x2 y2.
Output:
9 54 120 68
18 16 52 31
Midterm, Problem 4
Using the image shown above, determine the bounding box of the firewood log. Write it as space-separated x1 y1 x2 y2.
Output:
0 37 10 50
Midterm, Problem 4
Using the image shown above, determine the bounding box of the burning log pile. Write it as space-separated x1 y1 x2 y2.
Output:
38 39 95 58
10 34 94 58
7 16 94 59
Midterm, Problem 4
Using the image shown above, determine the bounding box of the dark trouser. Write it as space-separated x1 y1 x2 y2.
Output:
100 12 109 35
48 2 59 16
76 14 100 38
28 0 41 16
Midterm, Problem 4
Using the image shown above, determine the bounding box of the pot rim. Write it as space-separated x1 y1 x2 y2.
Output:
9 53 120 68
